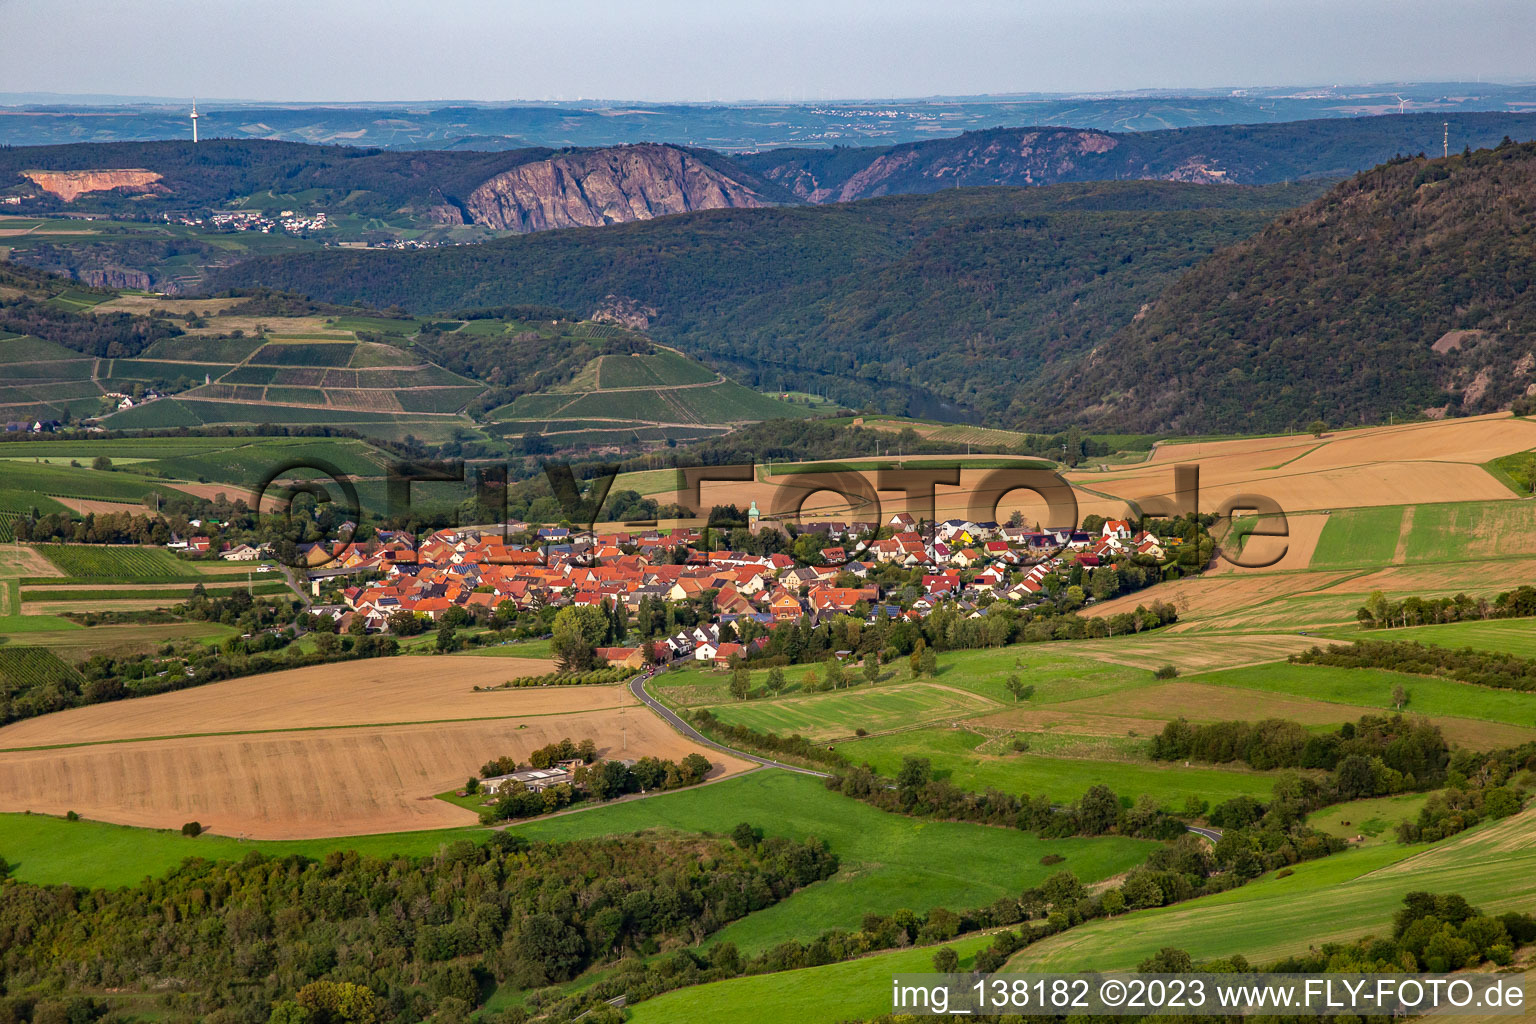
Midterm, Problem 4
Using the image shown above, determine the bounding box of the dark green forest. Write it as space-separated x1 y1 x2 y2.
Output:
1029 140 1536 431
0 832 837 1023
212 181 1320 420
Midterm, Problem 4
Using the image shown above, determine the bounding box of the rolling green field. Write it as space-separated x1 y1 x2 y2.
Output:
627 807 1536 1024
511 770 1155 954
0 812 488 889
1315 617 1536 657
930 645 1159 705
628 931 997 1024
1307 505 1404 569
1195 661 1536 728
836 727 1279 809
707 682 995 741
1011 807 1536 971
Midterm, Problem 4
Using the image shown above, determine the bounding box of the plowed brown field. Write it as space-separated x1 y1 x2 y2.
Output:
0 654 753 837
0 711 752 838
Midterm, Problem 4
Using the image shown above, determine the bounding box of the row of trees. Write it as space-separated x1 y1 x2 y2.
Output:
831 761 1190 842
1356 585 1536 629
1294 640 1536 693
1 626 399 726
1150 713 1451 791
477 737 599 778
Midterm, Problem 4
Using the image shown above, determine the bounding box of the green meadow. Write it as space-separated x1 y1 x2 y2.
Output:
1012 808 1536 971
1315 617 1536 658
627 931 997 1024
1305 792 1432 844
835 727 1279 809
1194 662 1536 728
0 812 488 889
1308 505 1404 569
707 682 995 741
510 769 1155 954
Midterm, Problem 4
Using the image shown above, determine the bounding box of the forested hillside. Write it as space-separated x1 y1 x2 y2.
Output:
212 180 1321 419
1022 140 1536 432
739 112 1536 201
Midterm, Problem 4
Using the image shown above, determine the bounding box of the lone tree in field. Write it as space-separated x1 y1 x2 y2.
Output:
909 638 926 676
1308 419 1328 437
918 647 938 678
765 666 786 695
1005 674 1029 702
729 665 751 701
552 604 607 672
932 946 960 973
1391 683 1410 710
863 659 879 685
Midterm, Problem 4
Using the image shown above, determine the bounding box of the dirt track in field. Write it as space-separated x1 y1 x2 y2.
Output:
0 655 567 749
0 711 753 838
1086 573 1352 625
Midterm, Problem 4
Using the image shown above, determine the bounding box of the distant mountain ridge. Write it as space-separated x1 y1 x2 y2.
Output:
7 113 1536 239
0 140 787 234
738 113 1536 201
6 84 1536 149
210 141 1536 433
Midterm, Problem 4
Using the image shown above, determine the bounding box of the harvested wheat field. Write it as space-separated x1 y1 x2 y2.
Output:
91 296 242 316
171 482 290 511
1077 413 1536 515
1087 572 1351 626
0 712 754 838
0 655 570 749
1147 413 1536 470
51 497 167 516
1063 632 1329 673
1318 557 1536 600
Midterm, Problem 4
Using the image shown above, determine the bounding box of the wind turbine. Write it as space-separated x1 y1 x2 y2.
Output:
190 99 199 143
1394 94 1406 114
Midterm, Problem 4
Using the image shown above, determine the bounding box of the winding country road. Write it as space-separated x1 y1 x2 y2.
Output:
627 674 832 778
627 672 1225 844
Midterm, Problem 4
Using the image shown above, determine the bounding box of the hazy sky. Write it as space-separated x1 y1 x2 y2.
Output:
3 0 1533 103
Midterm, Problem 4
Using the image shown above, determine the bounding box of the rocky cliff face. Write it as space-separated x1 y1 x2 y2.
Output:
78 266 154 291
22 169 165 202
752 129 1133 203
458 144 772 232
